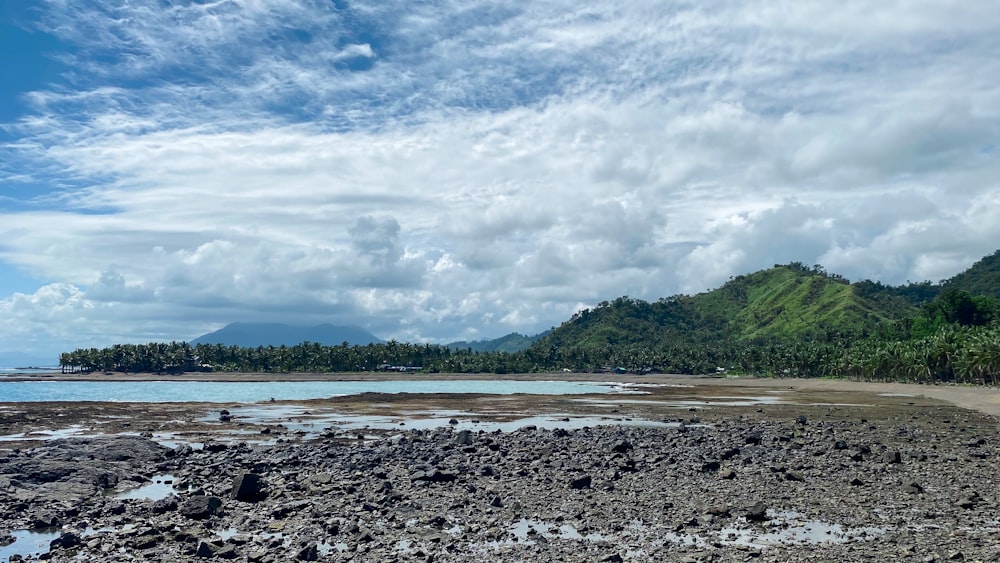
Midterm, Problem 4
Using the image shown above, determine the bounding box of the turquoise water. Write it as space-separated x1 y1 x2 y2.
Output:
0 379 616 403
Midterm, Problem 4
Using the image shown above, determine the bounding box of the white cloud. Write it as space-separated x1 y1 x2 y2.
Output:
0 0 998 358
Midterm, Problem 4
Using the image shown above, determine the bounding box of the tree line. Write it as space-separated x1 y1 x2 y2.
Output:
60 289 1000 385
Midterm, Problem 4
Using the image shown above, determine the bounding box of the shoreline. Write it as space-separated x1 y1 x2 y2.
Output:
6 371 1000 416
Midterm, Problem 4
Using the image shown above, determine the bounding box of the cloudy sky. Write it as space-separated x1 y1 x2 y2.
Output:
1 1 999 362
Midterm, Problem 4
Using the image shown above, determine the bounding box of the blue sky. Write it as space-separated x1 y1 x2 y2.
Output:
1 0 999 363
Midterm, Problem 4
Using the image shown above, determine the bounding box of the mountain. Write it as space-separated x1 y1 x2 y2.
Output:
446 331 548 353
698 263 916 339
191 323 382 347
943 249 1000 299
533 262 920 355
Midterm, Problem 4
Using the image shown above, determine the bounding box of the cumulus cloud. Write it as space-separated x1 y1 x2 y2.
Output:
0 0 998 359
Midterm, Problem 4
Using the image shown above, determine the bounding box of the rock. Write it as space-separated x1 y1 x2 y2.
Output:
50 531 82 550
602 554 624 562
151 495 179 514
700 460 721 472
570 475 592 490
196 540 219 558
610 440 632 453
412 469 458 483
784 471 805 482
745 501 769 522
719 468 737 480
455 430 474 446
297 543 319 561
231 472 267 502
884 451 902 464
180 496 223 520
958 492 982 510
904 481 924 494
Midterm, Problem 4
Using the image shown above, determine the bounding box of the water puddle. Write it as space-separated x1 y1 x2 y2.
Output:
509 519 606 543
197 406 681 441
115 474 177 501
574 395 785 408
0 529 61 561
0 425 99 442
664 510 882 548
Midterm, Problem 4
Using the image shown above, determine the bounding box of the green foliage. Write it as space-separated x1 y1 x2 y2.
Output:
944 249 1000 299
446 331 547 353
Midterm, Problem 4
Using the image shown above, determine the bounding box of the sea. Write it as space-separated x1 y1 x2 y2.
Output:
0 378 620 403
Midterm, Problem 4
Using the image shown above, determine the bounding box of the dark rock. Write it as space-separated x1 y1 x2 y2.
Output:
180 496 223 520
455 430 474 446
745 501 769 522
196 541 219 558
232 472 267 502
884 451 902 464
700 460 721 472
297 543 319 561
904 481 924 494
610 440 632 453
30 512 60 530
151 495 179 514
412 469 458 483
784 471 805 482
50 531 82 550
958 492 982 509
570 475 592 490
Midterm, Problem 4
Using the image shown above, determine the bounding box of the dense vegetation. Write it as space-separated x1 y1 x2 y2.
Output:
446 331 547 353
60 251 1000 385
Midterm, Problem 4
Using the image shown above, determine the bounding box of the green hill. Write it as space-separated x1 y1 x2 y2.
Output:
944 249 1000 299
446 331 547 353
699 263 915 339
533 263 919 363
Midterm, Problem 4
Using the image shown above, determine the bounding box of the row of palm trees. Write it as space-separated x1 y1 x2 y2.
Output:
60 324 1000 385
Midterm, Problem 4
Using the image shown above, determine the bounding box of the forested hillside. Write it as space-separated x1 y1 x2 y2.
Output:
446 332 546 353
60 250 1000 384
944 250 1000 299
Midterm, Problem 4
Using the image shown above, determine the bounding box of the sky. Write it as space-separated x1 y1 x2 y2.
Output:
1 1 999 363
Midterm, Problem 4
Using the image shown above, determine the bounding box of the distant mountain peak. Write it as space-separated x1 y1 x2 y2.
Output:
191 322 382 347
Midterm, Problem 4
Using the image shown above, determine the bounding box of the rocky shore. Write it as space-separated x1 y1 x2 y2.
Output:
2 393 1000 562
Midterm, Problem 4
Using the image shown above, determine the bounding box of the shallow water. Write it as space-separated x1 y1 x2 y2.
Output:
0 529 61 561
115 475 177 501
0 379 618 403
203 406 681 439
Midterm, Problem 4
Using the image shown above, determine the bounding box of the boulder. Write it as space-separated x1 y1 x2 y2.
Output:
180 496 223 520
231 472 267 502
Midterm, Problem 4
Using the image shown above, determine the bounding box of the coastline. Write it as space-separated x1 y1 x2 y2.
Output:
6 371 1000 416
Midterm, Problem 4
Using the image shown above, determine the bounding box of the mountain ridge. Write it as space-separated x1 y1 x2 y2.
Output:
191 322 382 347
